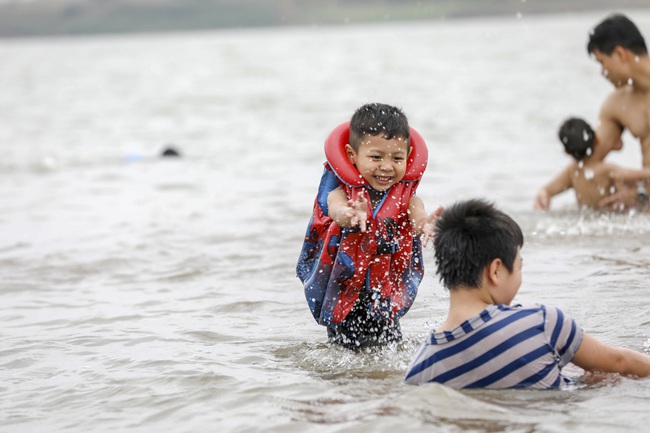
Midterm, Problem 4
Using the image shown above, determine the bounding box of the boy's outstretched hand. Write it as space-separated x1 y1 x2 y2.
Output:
421 205 444 247
346 194 370 232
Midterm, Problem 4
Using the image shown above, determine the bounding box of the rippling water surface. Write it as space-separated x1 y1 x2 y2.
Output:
2 9 650 433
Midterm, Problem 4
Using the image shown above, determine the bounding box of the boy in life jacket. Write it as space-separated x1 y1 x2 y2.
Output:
297 103 442 350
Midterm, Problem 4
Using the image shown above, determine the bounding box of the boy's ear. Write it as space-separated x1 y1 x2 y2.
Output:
345 144 357 164
486 258 503 286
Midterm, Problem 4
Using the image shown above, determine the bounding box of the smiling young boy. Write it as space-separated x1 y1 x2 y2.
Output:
327 108 434 235
405 199 650 389
297 103 442 350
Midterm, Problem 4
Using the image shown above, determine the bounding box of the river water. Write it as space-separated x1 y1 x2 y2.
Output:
2 9 650 433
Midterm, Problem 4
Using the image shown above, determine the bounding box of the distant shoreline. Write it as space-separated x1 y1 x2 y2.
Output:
1 0 649 39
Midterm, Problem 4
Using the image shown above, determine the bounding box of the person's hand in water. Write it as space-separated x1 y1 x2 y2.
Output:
598 181 639 211
534 188 551 211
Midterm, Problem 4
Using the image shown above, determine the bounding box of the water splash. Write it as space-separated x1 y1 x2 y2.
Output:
530 210 650 239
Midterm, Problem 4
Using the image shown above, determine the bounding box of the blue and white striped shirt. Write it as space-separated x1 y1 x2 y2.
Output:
405 304 583 389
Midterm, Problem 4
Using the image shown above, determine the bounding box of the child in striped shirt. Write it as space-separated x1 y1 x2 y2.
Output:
405 199 650 389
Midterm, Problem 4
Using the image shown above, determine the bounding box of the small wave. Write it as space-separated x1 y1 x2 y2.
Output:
274 338 421 381
209 300 283 314
527 210 650 240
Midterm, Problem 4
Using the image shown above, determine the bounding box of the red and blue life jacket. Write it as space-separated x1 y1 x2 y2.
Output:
296 121 428 326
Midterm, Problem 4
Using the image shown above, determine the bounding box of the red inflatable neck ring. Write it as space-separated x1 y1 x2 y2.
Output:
324 121 428 187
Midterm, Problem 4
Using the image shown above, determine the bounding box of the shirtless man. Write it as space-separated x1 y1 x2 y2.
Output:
535 14 650 211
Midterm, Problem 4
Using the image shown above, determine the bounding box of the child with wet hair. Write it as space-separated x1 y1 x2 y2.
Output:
405 198 650 389
535 117 650 211
297 102 442 350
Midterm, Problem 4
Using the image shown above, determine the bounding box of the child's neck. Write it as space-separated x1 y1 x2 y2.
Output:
367 187 387 210
438 286 493 332
575 155 597 168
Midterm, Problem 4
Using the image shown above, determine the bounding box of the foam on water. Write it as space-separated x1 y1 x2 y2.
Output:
530 209 650 239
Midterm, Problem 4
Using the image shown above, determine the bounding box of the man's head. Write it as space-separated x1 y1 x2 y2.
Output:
588 14 647 56
346 103 411 191
558 117 595 161
433 199 524 294
588 14 648 87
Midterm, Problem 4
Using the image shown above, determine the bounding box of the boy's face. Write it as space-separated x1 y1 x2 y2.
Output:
493 247 523 306
345 134 410 191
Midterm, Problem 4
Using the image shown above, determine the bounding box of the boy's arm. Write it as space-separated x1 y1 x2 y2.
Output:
327 187 369 232
534 163 575 211
572 332 650 377
408 196 444 247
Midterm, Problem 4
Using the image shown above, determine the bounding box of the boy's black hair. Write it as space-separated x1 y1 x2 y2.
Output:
587 14 648 56
349 103 410 152
558 117 595 161
433 199 524 290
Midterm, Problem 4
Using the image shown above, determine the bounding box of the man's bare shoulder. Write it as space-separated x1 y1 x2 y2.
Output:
601 86 635 114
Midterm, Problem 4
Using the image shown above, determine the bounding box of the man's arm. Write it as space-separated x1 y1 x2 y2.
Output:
610 166 650 183
598 165 650 210
592 93 625 161
572 332 650 377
